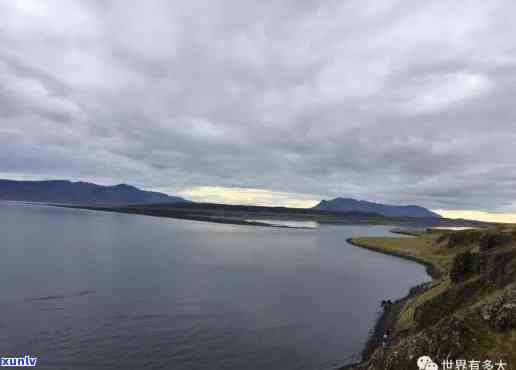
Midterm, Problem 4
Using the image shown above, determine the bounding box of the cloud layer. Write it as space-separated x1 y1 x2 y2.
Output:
2 0 516 211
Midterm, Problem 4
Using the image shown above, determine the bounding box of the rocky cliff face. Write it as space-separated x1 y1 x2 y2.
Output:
446 229 515 250
354 285 516 370
349 228 516 370
355 316 471 370
478 287 516 331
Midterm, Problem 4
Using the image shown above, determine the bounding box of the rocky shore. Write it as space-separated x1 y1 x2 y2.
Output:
341 227 516 370
340 238 441 369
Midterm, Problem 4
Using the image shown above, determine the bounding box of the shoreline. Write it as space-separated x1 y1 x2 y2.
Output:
345 238 442 280
339 237 442 369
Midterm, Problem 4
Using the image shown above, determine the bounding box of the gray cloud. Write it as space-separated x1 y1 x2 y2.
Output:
2 0 516 211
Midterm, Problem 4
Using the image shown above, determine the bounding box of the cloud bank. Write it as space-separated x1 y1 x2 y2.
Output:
2 0 516 213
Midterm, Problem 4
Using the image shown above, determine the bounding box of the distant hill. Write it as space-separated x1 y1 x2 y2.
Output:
0 179 188 205
313 197 441 218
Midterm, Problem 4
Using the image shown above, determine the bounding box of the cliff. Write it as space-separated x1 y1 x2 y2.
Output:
346 226 516 370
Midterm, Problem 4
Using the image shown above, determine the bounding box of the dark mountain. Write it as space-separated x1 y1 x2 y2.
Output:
0 179 188 205
313 197 441 218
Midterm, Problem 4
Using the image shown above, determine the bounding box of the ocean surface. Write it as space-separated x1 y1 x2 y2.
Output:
0 202 430 369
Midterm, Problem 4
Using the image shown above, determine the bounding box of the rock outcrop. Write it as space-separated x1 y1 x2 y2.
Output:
447 230 484 249
356 317 471 370
478 287 516 331
450 251 475 283
413 278 484 328
479 232 514 252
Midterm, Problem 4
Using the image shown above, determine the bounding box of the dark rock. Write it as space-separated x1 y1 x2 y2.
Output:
447 230 483 249
478 288 516 331
413 278 484 328
450 252 475 283
436 234 449 244
479 232 514 252
356 317 471 370
485 251 516 287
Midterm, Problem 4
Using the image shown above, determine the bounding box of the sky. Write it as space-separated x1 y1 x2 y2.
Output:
1 1 516 222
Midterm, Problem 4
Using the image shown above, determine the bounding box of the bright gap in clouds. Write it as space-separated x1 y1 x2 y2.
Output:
178 186 320 208
435 210 516 224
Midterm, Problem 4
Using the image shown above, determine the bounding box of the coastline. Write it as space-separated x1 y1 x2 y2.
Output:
339 237 442 369
345 238 442 280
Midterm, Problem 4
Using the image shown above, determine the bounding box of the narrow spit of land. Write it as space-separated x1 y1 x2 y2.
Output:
51 202 488 229
343 226 516 370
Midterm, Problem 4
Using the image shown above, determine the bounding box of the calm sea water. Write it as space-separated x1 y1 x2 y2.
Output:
0 202 429 369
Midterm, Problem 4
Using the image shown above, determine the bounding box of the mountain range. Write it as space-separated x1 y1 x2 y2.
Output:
0 179 441 218
0 179 188 205
313 197 440 218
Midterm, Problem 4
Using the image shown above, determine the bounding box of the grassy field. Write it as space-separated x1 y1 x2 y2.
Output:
352 231 470 275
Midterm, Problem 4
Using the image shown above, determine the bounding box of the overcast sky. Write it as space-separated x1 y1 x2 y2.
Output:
2 1 516 219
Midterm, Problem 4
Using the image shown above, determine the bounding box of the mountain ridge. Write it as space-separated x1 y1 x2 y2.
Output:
313 197 440 218
0 179 188 205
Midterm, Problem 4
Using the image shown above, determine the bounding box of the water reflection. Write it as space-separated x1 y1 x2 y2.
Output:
246 219 319 228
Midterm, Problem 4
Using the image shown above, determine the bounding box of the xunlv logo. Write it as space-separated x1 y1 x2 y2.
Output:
1 356 38 367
